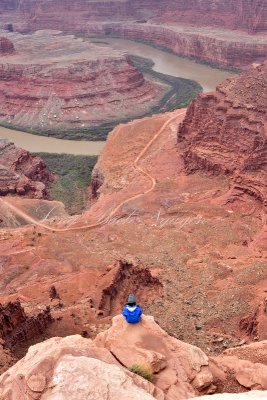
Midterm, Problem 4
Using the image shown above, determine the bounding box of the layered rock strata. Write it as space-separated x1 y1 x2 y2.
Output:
83 23 267 68
0 300 52 349
178 61 267 205
0 139 53 198
1 0 267 34
0 1 266 67
0 30 164 134
0 36 14 53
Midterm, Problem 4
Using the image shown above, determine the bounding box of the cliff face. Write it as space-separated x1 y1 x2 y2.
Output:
0 300 52 349
151 0 267 34
0 37 14 54
2 0 266 34
0 2 266 67
0 0 18 11
178 61 267 205
0 317 267 399
83 23 267 68
0 31 164 133
0 139 54 198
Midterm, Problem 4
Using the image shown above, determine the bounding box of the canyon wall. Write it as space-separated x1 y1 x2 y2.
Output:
83 23 267 68
0 2 266 67
1 0 266 34
0 300 52 349
0 139 54 198
0 37 14 53
178 61 267 204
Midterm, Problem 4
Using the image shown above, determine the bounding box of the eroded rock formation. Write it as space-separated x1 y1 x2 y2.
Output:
0 30 164 134
0 36 14 53
0 300 52 349
0 334 160 400
0 316 267 399
0 139 54 198
95 315 214 398
97 260 163 316
0 0 267 66
239 298 267 340
1 0 267 34
0 1 266 67
83 23 267 68
178 61 267 205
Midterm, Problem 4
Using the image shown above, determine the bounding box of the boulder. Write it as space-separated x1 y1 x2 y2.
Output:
94 314 214 398
223 340 267 365
214 355 267 390
0 334 161 400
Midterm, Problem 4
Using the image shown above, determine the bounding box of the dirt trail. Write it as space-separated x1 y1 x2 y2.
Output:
1 111 186 233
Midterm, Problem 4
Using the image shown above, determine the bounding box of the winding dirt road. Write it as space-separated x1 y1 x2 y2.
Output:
1 111 186 233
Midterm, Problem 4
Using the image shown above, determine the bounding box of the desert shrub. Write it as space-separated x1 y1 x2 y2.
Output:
128 363 153 382
35 153 98 214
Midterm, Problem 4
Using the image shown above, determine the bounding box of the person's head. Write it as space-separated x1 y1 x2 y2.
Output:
127 293 136 306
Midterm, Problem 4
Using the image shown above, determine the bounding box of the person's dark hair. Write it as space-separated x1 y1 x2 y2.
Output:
127 302 136 306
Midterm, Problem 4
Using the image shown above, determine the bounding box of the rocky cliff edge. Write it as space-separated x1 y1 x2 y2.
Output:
0 315 266 400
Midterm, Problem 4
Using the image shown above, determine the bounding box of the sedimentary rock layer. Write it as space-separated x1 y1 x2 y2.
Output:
1 0 266 34
0 139 53 198
0 30 164 133
0 300 52 349
83 23 267 68
0 36 14 53
178 61 267 204
0 1 266 67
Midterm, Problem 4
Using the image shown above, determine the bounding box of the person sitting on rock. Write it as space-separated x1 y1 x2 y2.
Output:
122 294 142 324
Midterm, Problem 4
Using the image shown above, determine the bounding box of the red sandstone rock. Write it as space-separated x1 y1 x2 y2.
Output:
239 299 267 341
0 334 163 400
0 139 54 198
0 300 53 349
0 196 68 227
0 341 14 375
1 0 266 34
213 355 267 390
97 260 163 316
94 314 213 398
1 317 267 399
0 36 14 54
0 1 266 67
0 106 266 379
0 30 164 133
223 340 267 364
2 2 267 68
83 23 267 68
178 61 267 206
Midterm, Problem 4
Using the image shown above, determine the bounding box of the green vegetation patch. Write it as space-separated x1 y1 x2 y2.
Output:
129 364 154 382
129 55 202 111
36 153 98 215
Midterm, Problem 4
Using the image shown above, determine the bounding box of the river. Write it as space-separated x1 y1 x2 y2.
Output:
0 39 234 155
95 38 234 93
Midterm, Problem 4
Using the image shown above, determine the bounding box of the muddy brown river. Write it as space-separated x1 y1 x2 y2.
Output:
0 38 234 155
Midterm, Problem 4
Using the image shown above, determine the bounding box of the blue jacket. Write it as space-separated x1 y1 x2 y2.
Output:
122 305 142 324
